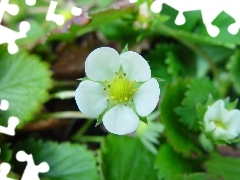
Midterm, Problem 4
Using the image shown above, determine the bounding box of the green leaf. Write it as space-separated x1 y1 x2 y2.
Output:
151 7 240 47
101 135 157 180
165 51 182 78
121 44 129 54
13 139 99 180
172 173 210 180
137 111 164 154
175 77 219 131
0 143 13 162
145 44 175 92
0 47 52 126
49 7 133 41
155 144 201 180
227 50 240 95
205 153 240 180
16 19 45 49
196 45 233 77
160 78 202 157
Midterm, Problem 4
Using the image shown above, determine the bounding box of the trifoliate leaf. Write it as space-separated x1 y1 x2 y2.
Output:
175 77 219 131
101 135 157 180
227 50 240 95
155 144 201 180
172 173 210 180
205 153 240 180
0 47 52 127
13 139 99 180
160 79 202 157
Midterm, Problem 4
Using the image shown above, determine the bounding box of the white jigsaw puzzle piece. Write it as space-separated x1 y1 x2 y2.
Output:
71 6 82 16
0 99 9 111
46 0 65 26
0 116 19 136
16 151 50 180
0 149 16 180
0 162 16 180
0 0 19 23
0 99 19 136
0 0 31 54
0 21 30 54
151 0 240 37
25 0 36 6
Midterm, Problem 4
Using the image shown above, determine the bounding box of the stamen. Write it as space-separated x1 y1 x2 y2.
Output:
110 96 115 99
107 73 138 104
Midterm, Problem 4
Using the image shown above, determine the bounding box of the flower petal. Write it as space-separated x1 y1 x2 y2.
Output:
133 78 160 117
120 51 151 82
205 121 216 132
213 127 237 140
224 109 240 134
75 80 109 117
102 104 139 135
85 47 120 82
204 100 227 124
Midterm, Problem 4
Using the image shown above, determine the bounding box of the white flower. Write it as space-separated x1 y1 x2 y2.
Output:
203 99 240 142
75 47 160 135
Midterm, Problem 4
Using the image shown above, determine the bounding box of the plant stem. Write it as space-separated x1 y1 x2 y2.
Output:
53 80 79 88
72 120 93 140
39 111 88 119
27 6 49 14
79 136 103 143
51 91 75 99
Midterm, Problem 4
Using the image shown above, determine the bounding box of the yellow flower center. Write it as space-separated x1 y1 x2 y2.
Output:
106 73 137 104
215 120 226 129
